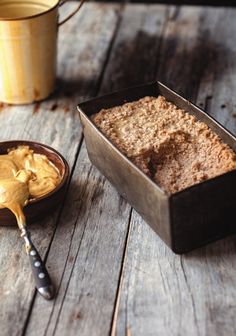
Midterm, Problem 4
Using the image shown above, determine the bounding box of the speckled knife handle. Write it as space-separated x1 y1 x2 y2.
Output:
22 231 54 300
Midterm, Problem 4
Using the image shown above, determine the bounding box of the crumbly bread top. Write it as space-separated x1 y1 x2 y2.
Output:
92 96 236 194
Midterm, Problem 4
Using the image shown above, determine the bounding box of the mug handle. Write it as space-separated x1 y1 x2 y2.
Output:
58 0 85 26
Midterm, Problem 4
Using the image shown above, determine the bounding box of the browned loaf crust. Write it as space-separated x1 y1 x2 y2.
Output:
92 96 236 194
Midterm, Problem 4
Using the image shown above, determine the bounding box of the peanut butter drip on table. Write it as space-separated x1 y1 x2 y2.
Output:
92 96 236 194
0 146 61 227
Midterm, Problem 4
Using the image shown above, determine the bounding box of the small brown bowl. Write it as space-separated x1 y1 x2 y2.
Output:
0 140 70 226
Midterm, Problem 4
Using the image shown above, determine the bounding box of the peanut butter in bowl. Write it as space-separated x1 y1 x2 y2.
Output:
0 145 62 227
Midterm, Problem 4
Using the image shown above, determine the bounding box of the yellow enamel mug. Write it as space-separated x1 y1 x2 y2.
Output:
0 0 84 104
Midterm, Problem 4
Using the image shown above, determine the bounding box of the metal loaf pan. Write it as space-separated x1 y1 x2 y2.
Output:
78 81 236 254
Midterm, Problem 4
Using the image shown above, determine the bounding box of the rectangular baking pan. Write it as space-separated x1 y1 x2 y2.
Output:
78 81 236 253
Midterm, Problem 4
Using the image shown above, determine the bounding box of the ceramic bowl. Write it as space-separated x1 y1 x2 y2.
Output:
0 140 69 226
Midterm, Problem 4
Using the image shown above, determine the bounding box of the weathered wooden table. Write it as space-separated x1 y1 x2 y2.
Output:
0 2 236 336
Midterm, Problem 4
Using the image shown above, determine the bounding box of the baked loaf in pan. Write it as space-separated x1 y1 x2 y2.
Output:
92 96 236 194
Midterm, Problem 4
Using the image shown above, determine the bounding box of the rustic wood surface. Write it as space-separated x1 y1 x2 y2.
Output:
0 2 235 336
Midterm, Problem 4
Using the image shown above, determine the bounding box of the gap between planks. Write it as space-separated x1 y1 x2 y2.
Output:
94 3 126 97
107 6 174 334
108 5 172 335
110 208 133 336
49 165 93 336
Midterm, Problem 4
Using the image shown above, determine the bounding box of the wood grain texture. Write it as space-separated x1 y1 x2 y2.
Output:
94 0 236 6
25 3 131 336
116 212 236 336
0 2 236 336
0 2 122 336
99 3 169 93
115 6 236 336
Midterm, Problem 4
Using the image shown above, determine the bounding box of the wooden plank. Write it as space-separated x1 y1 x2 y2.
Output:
115 6 236 336
157 6 208 100
196 8 236 134
95 0 236 6
29 143 131 336
116 212 236 336
0 2 121 336
24 4 169 336
100 4 169 93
